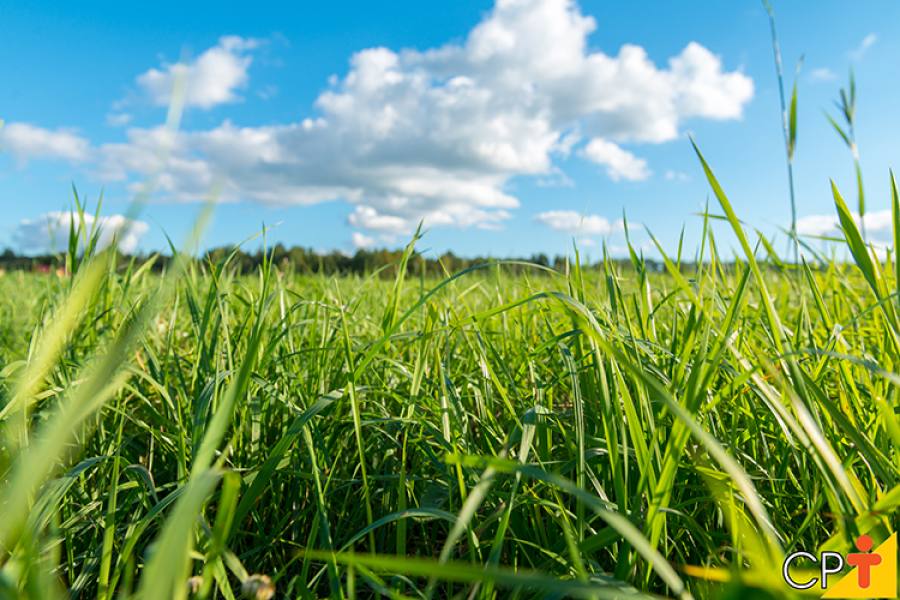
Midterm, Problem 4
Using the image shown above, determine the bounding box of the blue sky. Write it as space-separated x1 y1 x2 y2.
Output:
2 0 898 258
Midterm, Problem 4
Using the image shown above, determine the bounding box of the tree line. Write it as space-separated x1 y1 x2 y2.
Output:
0 244 669 276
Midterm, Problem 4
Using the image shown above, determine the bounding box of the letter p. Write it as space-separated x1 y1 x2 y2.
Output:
820 551 844 589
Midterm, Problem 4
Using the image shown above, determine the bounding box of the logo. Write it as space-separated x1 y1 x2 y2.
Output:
782 532 897 598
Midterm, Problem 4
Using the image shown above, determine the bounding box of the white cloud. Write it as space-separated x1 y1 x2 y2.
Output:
351 231 376 249
809 67 836 83
107 113 133 127
796 214 839 237
664 169 690 182
348 205 409 234
861 211 892 232
0 123 90 162
797 209 891 237
535 210 621 235
668 42 754 121
850 33 877 61
13 212 149 254
582 138 650 181
137 36 259 109
93 0 752 235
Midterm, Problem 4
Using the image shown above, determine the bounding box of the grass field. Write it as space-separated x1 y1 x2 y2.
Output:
0 154 898 599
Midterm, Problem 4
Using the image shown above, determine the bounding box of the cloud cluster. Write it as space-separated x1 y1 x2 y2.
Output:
13 212 149 254
4 0 753 246
137 36 259 109
89 0 751 240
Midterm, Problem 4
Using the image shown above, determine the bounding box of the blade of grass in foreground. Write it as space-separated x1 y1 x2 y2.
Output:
0 257 109 453
832 179 900 345
134 470 221 600
892 171 900 302
691 138 786 353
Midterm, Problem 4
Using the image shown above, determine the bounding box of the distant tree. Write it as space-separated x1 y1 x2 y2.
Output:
530 253 550 267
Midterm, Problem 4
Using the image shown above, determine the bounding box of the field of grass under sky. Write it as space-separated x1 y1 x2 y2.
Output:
1 1 899 598
0 144 898 598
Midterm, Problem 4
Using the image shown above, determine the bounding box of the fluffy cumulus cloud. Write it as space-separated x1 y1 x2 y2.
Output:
0 123 90 162
20 0 753 242
13 212 149 254
137 36 259 109
534 210 622 236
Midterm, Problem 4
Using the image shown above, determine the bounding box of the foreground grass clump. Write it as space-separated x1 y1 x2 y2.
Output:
0 173 898 599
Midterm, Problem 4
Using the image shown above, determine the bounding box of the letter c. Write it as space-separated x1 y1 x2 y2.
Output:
784 551 818 590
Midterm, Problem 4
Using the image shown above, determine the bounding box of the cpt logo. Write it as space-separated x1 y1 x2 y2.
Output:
782 533 897 598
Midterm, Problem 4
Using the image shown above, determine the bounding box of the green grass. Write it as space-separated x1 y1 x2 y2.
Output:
0 155 897 599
